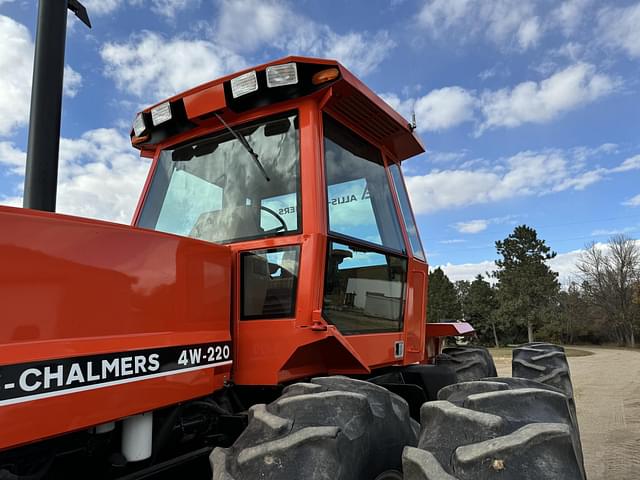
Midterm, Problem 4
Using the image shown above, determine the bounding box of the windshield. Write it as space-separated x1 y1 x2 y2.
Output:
137 113 300 243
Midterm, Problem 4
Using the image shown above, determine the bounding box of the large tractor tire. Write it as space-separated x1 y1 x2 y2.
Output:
211 376 418 480
436 346 497 382
512 342 578 428
402 379 585 479
512 342 573 399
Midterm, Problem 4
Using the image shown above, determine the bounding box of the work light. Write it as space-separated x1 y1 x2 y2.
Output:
151 102 172 126
230 70 258 98
132 113 146 137
266 63 298 88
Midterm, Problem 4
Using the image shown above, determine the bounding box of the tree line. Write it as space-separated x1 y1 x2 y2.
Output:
428 225 640 347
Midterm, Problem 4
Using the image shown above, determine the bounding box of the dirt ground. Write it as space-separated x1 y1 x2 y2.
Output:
493 347 640 480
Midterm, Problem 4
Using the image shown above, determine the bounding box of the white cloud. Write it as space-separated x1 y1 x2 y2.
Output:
101 32 246 100
379 92 414 121
213 0 394 77
552 168 607 191
611 155 640 173
63 65 83 98
427 150 468 164
597 3 640 58
383 63 618 135
439 239 465 244
413 87 475 132
0 129 149 224
406 169 500 214
516 16 541 49
550 0 592 36
0 141 25 173
454 215 517 234
0 16 84 137
438 248 587 286
82 0 197 17
82 0 125 16
623 194 640 207
150 0 199 18
547 248 587 286
380 87 475 131
438 260 495 283
456 219 488 234
549 242 640 286
416 0 541 50
214 0 289 52
478 63 618 133
322 30 394 78
591 227 636 236
0 15 33 137
405 146 636 214
101 1 394 101
571 143 617 163
406 151 566 214
478 67 498 81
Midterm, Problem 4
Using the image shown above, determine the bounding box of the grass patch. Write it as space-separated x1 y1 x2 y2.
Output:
487 348 513 360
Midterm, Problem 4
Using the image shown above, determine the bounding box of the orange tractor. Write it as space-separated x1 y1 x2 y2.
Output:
0 4 584 479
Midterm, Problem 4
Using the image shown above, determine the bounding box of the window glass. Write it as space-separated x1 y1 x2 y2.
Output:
155 170 223 236
323 241 407 334
260 192 298 233
241 246 300 319
324 115 405 252
389 164 425 261
138 113 300 243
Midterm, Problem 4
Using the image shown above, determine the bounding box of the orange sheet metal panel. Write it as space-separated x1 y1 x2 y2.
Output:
405 268 427 355
183 83 226 120
425 322 476 337
0 206 232 450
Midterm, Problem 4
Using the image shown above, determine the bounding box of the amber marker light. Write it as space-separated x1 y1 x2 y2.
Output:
311 68 339 85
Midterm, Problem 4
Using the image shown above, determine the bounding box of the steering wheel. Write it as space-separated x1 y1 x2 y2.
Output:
260 205 287 233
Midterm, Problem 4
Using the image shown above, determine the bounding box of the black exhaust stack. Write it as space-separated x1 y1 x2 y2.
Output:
23 0 91 212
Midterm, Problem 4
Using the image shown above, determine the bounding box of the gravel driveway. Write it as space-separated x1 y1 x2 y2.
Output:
494 347 640 480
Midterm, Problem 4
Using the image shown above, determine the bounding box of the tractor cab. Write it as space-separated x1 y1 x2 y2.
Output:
130 57 430 384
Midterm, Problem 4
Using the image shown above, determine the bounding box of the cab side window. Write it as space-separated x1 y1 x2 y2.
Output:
324 115 405 252
322 115 408 334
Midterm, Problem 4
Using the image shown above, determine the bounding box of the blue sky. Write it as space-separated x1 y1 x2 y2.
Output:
1 0 639 284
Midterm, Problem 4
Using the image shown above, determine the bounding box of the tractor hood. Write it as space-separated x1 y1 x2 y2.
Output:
0 206 232 450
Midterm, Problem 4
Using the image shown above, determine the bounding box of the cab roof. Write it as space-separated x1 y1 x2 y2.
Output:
134 56 425 162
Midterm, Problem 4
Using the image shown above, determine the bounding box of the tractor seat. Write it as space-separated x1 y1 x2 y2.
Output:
190 205 261 243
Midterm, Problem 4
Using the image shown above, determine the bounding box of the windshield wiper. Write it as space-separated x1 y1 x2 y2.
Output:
214 112 270 182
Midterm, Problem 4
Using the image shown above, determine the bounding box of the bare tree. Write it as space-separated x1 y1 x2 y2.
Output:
577 235 640 347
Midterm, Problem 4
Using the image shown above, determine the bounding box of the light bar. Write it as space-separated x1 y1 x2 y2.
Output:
230 70 258 98
132 113 146 137
266 63 298 88
151 101 172 126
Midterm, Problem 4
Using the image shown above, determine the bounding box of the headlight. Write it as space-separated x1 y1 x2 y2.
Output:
266 63 298 88
230 70 258 98
151 101 172 126
132 113 146 137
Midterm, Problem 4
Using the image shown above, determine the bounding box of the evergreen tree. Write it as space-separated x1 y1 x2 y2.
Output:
454 280 471 319
428 267 462 323
493 225 560 343
466 275 500 347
